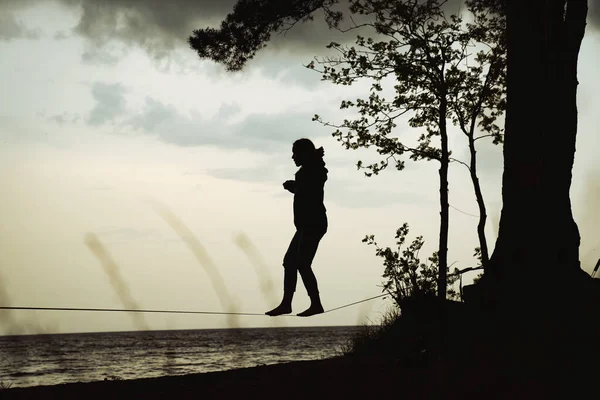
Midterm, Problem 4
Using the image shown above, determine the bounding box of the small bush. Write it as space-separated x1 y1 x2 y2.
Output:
363 223 460 305
340 307 401 357
340 224 469 365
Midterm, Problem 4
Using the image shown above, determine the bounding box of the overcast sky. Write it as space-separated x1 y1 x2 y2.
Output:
1 0 599 335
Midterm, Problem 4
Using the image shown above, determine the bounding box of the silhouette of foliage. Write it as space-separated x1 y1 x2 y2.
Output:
362 223 459 306
339 306 402 356
188 0 342 72
308 0 505 295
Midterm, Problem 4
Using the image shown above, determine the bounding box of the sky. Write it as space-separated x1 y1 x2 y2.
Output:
1 0 599 335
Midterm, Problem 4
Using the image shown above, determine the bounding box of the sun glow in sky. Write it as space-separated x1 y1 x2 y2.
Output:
1 0 599 334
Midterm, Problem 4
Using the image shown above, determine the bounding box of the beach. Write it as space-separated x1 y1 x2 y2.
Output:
0 356 483 399
2 357 398 399
2 349 587 400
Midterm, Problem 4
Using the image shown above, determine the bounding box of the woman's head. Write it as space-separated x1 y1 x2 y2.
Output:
292 138 324 166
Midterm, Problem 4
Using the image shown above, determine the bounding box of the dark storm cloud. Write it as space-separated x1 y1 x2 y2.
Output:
60 0 362 61
3 0 597 55
0 0 236 52
61 0 366 65
0 0 43 42
81 46 125 65
0 0 479 63
62 0 236 60
0 11 41 40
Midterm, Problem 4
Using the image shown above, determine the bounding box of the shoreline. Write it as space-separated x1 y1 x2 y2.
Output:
1 352 581 400
0 324 362 338
4 292 599 400
2 356 407 399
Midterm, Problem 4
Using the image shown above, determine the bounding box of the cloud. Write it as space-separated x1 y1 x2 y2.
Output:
3 0 597 63
54 30 70 40
61 0 238 63
0 0 234 56
87 82 127 126
84 81 330 151
48 112 80 125
64 0 229 61
129 98 329 151
81 45 128 65
60 0 360 63
126 97 237 147
0 11 41 40
589 0 600 29
0 0 468 64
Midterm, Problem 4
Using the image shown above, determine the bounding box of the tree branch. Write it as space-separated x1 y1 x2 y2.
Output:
450 157 471 171
474 133 497 141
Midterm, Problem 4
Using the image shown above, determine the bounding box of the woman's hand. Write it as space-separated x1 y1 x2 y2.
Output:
283 180 296 193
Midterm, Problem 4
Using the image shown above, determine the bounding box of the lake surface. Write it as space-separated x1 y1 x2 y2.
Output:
0 325 363 388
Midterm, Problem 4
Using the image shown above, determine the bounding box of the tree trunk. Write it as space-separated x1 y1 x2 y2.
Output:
474 4 600 387
489 0 588 298
468 134 490 270
438 98 450 299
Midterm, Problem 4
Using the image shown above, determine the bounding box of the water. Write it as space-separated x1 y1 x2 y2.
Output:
0 326 362 388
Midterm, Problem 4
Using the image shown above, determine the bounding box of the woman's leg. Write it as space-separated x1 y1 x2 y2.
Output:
266 231 300 316
283 235 300 295
295 226 327 316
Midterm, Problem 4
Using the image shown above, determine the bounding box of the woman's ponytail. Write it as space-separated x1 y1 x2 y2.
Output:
315 146 325 158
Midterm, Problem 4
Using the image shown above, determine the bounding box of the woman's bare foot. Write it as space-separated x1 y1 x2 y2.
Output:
297 304 324 317
265 304 292 316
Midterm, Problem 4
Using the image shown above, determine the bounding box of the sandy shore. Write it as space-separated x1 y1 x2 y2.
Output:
2 357 397 399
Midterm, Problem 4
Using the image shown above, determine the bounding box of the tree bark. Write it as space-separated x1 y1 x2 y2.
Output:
438 97 450 299
468 135 490 270
489 0 588 298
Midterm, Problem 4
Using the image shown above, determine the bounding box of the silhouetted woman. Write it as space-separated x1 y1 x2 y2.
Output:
266 138 328 317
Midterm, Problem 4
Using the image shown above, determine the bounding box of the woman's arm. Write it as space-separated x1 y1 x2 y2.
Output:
283 180 296 193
